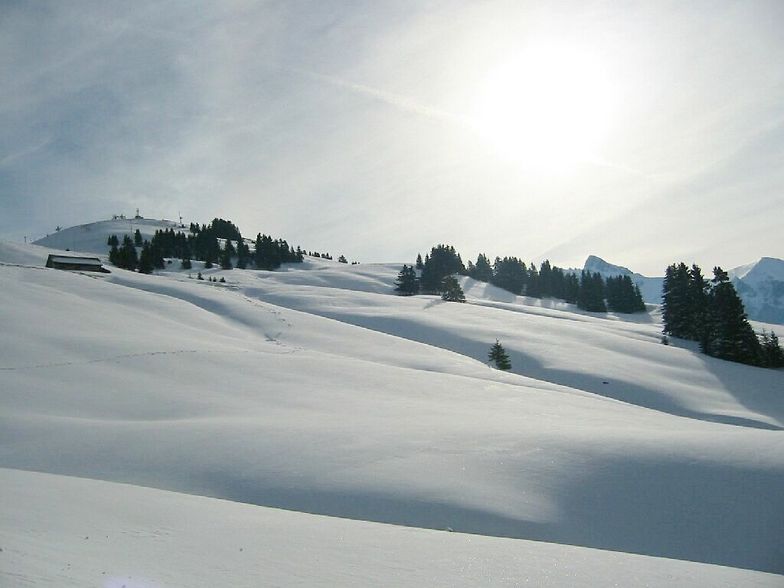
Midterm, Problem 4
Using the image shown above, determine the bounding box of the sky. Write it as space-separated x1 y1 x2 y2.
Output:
1 0 782 275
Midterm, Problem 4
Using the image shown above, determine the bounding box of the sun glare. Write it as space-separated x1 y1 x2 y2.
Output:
473 43 616 171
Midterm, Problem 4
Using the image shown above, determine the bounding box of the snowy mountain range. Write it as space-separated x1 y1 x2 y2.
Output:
582 254 784 326
1 218 782 585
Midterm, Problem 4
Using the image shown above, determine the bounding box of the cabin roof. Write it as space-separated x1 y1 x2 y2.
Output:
47 255 103 266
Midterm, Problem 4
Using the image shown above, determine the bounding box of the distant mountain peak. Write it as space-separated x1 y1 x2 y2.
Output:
729 257 784 282
583 255 635 277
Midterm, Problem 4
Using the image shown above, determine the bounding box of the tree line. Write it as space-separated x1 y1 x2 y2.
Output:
108 218 305 273
662 262 783 368
395 244 645 314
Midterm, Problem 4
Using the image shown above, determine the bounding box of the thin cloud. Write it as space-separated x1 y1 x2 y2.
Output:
0 139 52 167
288 67 471 127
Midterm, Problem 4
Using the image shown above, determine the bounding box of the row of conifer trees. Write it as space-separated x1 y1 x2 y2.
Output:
108 220 356 274
108 219 305 273
395 245 645 314
662 262 783 367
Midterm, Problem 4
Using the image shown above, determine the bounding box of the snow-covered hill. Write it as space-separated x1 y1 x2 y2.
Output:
33 217 185 255
32 220 784 326
583 254 784 325
2 227 783 584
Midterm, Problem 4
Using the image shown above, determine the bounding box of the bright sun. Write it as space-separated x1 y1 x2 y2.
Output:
473 43 616 171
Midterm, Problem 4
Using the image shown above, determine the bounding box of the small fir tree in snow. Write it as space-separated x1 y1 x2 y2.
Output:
394 265 419 295
488 340 512 370
441 276 466 302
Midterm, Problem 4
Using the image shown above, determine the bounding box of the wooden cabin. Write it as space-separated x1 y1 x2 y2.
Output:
45 255 110 273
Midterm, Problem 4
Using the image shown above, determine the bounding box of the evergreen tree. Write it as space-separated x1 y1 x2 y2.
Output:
134 229 143 247
760 331 784 368
116 235 138 270
687 264 709 343
488 339 512 370
491 257 527 294
137 241 154 274
538 260 553 297
526 263 540 297
702 267 761 365
662 263 692 338
210 218 243 241
415 253 424 270
151 241 165 269
338 255 348 264
108 243 119 266
468 253 493 282
107 235 119 248
220 248 233 270
420 245 465 293
394 265 419 295
181 257 192 270
606 275 646 313
577 271 606 312
440 276 466 302
562 272 580 304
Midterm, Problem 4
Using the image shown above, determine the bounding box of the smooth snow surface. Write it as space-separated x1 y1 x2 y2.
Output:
2 233 783 585
3 468 782 588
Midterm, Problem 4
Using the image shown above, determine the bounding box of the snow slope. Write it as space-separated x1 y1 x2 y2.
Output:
3 468 781 588
1 237 783 583
34 217 185 255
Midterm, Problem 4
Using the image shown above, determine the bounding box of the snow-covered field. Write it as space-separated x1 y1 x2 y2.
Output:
3 468 781 588
1 220 783 585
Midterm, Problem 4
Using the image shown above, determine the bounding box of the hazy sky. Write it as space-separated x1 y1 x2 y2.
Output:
1 1 782 274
